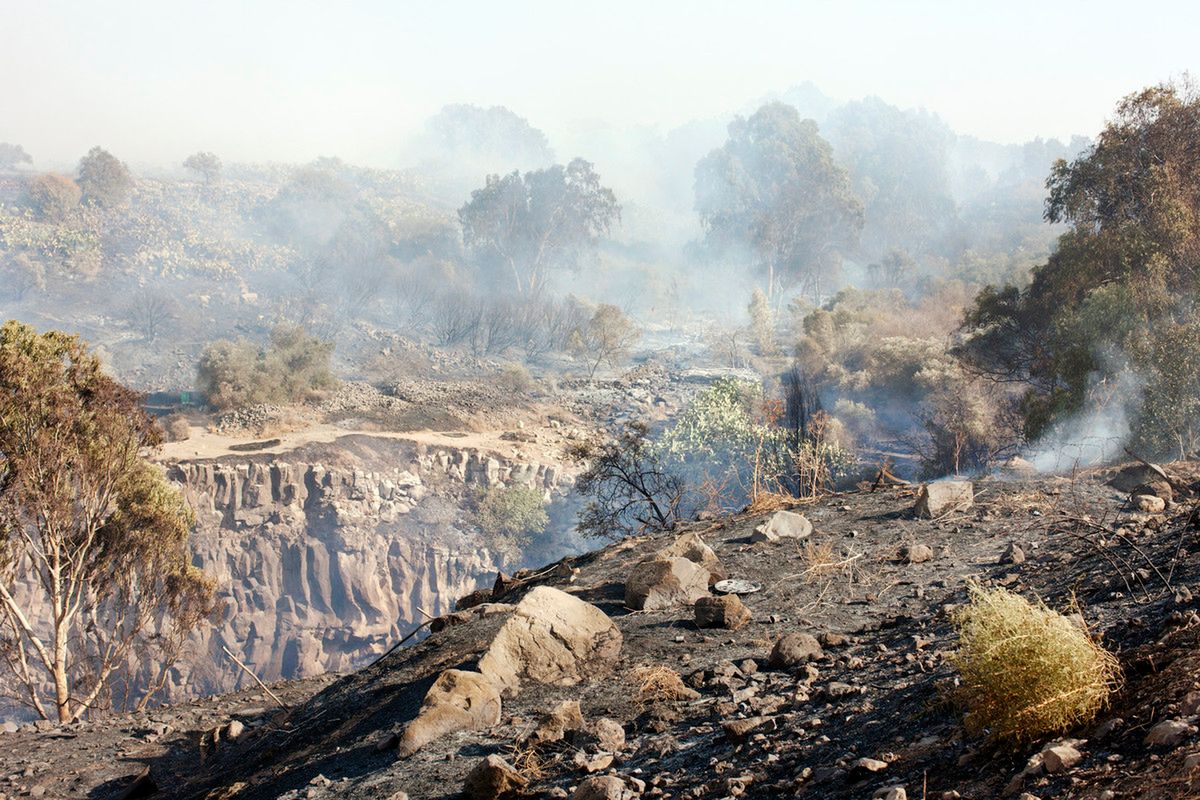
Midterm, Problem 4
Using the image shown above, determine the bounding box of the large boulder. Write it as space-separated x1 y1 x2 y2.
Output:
624 556 710 611
477 586 623 694
657 531 727 585
750 510 812 543
397 669 501 757
914 480 974 518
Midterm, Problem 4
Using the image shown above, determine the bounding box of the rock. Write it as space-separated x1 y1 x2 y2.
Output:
750 510 812 543
873 789 906 800
902 543 934 564
397 669 502 757
574 751 614 773
573 775 632 800
1002 542 1026 565
462 754 528 800
478 586 623 693
694 594 751 630
1183 752 1200 770
853 757 888 773
527 700 584 744
623 557 710 611
224 719 246 740
768 633 823 668
914 480 974 518
592 717 626 751
658 531 727 584
1134 494 1166 513
1042 744 1082 773
1145 718 1195 747
723 715 774 738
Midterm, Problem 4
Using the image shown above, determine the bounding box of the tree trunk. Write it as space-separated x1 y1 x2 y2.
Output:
52 625 70 723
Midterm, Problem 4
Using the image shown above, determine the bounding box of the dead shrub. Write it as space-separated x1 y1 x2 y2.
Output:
799 540 838 579
631 665 697 708
163 414 191 442
952 584 1121 747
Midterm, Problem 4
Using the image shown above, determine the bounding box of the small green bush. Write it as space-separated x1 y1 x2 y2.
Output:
952 585 1121 747
197 323 335 411
474 485 549 557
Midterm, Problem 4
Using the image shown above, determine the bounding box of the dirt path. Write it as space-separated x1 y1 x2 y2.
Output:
156 422 564 464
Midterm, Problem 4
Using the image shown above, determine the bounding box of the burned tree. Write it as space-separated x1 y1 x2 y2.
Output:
570 423 685 540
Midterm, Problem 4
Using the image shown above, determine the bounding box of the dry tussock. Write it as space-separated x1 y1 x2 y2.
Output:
745 491 806 515
503 741 548 780
952 584 1121 747
631 665 697 707
799 540 840 579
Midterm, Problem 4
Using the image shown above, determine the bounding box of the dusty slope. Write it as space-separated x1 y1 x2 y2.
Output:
7 465 1200 800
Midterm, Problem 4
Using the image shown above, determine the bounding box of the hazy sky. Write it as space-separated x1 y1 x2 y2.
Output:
4 0 1197 169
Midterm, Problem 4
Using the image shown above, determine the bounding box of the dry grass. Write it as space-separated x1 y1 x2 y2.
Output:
631 665 698 707
502 741 548 780
799 540 840 579
952 584 1122 747
745 491 804 515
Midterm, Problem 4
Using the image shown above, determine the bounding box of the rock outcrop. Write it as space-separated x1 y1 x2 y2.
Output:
161 435 573 702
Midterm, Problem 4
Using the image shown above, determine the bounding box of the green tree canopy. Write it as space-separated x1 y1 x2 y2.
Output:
0 321 215 721
695 102 863 300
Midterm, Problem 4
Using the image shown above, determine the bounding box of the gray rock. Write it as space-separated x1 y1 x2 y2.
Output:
1145 718 1195 747
750 510 813 543
694 594 751 630
624 557 710 611
768 633 823 668
914 481 974 518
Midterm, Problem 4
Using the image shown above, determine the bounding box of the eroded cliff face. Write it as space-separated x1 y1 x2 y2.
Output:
161 434 571 702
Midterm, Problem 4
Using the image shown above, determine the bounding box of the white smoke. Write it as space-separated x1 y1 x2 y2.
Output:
1024 361 1143 474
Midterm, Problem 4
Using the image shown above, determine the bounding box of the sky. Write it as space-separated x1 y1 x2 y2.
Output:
3 0 1198 169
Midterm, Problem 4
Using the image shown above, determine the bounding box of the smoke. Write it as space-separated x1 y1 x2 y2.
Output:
1023 359 1143 475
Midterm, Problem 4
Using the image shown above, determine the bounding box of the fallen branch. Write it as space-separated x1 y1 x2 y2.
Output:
222 645 289 711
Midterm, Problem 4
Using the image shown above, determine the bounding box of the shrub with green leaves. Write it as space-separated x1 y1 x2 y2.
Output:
473 485 549 557
197 323 336 410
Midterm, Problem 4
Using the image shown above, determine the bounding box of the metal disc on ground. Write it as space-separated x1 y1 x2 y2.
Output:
713 579 762 595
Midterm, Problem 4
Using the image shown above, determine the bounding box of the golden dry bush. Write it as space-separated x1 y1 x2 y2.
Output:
631 665 698 707
952 584 1121 747
799 540 839 578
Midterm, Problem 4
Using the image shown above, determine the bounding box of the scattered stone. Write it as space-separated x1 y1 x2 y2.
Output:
573 751 614 773
873 788 906 800
397 669 502 757
722 715 774 738
750 510 812 543
1134 494 1166 513
852 757 888 773
527 700 584 745
1042 743 1082 773
592 717 625 752
224 719 246 741
694 594 751 630
462 754 528 800
914 481 974 518
624 557 710 611
1002 542 1026 565
902 543 934 564
478 586 623 692
768 633 823 668
1145 718 1195 748
573 775 631 800
658 531 727 584
1183 752 1200 771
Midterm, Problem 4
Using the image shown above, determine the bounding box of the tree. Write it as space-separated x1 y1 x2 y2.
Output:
959 81 1200 455
24 174 81 221
459 158 621 297
568 303 640 379
0 254 46 301
197 324 336 411
0 143 32 171
424 104 554 168
183 151 222 185
0 321 216 722
569 423 685 540
824 98 958 258
748 288 777 355
695 102 863 301
77 147 133 208
125 286 177 343
473 485 549 558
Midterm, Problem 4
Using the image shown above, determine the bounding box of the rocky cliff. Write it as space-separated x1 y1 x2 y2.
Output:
162 434 572 702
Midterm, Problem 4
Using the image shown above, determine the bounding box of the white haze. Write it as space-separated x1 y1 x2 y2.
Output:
4 0 1200 169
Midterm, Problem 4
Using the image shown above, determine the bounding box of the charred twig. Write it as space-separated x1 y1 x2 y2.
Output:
222 645 289 711
368 619 433 668
1061 514 1175 592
